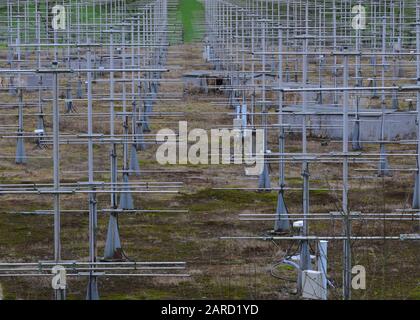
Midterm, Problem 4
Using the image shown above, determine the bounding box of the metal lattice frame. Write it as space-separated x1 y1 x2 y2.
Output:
0 0 188 300
204 0 420 300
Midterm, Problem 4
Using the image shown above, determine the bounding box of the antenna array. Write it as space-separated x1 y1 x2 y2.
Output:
203 0 420 300
0 0 188 300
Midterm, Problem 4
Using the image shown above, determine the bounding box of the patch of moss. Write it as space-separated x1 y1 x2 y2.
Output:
104 289 173 300
310 189 329 196
408 284 420 300
177 188 277 213
177 0 205 43
278 264 294 271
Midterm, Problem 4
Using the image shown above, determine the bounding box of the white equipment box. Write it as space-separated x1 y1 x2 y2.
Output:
302 270 324 300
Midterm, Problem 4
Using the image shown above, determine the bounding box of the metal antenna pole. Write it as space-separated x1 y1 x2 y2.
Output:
251 17 255 129
415 3 420 229
52 51 63 302
104 27 122 260
120 23 134 210
332 0 338 105
15 17 26 165
86 41 99 300
379 15 390 177
275 25 289 233
299 16 311 294
258 20 271 190
342 51 352 301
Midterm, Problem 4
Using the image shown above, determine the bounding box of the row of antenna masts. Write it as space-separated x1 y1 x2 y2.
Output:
203 0 420 300
0 0 189 300
1 0 419 301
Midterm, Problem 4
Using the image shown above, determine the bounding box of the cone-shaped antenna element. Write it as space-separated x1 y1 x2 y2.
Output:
76 78 84 99
86 276 99 300
36 114 45 131
15 137 26 164
142 101 152 133
119 173 134 210
136 123 146 151
378 143 392 177
258 161 271 190
129 144 141 176
104 213 122 260
413 172 420 209
351 119 362 151
274 190 290 232
7 49 13 65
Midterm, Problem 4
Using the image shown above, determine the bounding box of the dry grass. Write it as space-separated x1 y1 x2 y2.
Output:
0 43 418 300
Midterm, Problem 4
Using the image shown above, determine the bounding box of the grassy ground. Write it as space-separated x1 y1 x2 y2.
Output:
0 42 418 300
177 0 205 43
0 1 419 300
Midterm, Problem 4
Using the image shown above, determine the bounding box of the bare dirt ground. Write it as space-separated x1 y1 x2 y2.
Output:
0 42 419 300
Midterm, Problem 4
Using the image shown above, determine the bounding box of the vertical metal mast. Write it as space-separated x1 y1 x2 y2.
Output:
52 28 62 301
258 20 271 190
298 2 311 295
104 27 122 260
275 25 289 232
379 16 389 177
16 16 26 165
342 51 352 300
86 41 99 300
416 1 420 230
